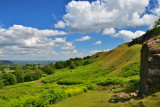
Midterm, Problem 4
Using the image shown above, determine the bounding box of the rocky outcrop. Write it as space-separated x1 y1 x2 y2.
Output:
129 27 160 46
139 36 160 96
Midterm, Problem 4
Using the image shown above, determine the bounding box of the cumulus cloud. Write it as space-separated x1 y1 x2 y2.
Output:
75 36 91 41
54 21 66 28
90 49 111 54
93 41 101 45
0 25 74 59
60 42 75 50
63 0 159 33
114 30 145 42
102 28 115 35
53 38 66 43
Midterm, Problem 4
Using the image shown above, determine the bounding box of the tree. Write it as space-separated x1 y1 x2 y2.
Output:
13 70 24 83
1 73 17 86
84 61 90 65
55 62 64 69
70 64 76 69
42 65 54 75
153 16 160 28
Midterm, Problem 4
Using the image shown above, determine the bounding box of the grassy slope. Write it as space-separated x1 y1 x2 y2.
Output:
1 43 159 107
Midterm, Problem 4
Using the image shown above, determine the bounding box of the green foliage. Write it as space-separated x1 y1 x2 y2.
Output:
153 16 160 28
42 65 54 75
24 70 42 82
119 62 140 78
83 61 90 65
86 83 96 90
55 61 65 69
70 64 76 69
0 79 4 89
83 56 91 60
57 79 84 85
13 70 24 83
97 77 129 86
1 73 17 86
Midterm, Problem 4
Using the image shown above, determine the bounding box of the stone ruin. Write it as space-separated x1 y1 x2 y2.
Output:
139 36 160 96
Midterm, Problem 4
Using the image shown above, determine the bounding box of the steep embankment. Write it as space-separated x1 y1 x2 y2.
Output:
94 43 141 76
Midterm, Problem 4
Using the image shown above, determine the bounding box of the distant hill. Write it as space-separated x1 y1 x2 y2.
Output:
0 60 14 65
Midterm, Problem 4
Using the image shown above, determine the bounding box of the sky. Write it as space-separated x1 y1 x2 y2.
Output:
0 0 160 60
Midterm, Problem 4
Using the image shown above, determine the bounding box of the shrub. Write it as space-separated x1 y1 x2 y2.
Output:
120 62 140 78
24 70 42 82
57 79 84 85
13 70 24 83
86 83 96 90
1 73 17 86
83 61 90 65
70 64 76 69
0 79 4 89
97 77 129 86
42 65 54 75
55 62 65 69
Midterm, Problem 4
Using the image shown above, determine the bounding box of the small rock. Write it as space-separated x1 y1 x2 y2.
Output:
110 99 118 103
130 93 137 97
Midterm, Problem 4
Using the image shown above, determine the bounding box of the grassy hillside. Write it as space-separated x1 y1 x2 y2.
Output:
0 43 145 107
1 43 158 107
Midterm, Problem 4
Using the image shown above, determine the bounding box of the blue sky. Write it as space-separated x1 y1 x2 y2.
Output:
0 0 159 60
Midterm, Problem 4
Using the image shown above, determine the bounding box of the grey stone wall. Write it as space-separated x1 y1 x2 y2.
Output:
139 36 160 96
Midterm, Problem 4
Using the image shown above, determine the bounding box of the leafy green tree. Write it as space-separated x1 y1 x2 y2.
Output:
70 64 76 69
32 70 42 80
1 73 17 86
13 70 24 83
24 72 33 82
42 65 54 75
55 62 64 69
84 61 90 65
24 70 42 82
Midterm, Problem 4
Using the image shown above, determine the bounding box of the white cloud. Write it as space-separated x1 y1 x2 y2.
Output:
102 28 115 35
60 42 75 50
0 25 75 59
53 38 66 43
75 36 91 41
93 41 101 45
63 0 159 33
90 49 110 54
114 30 145 42
54 21 66 28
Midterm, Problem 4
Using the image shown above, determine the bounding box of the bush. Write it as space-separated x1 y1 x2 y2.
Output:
83 61 90 65
0 79 4 89
86 83 96 90
24 70 42 82
97 77 129 86
70 64 76 69
55 62 65 69
57 79 84 85
120 62 140 78
42 65 54 75
13 70 24 83
1 73 17 86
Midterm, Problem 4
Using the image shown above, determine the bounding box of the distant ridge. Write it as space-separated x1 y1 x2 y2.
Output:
0 60 14 65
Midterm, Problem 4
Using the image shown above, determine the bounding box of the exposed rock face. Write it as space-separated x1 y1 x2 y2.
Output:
139 36 160 96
